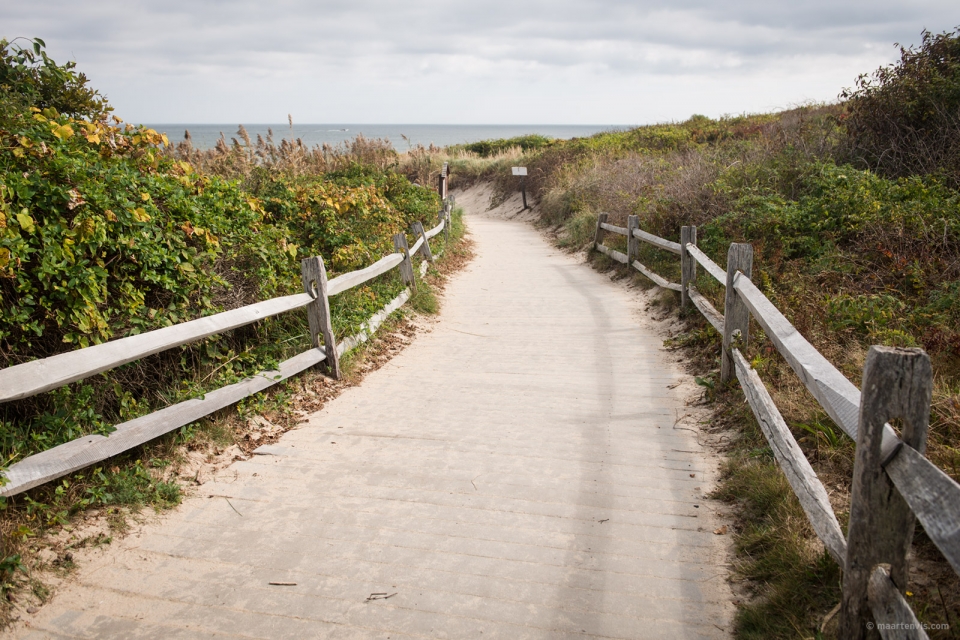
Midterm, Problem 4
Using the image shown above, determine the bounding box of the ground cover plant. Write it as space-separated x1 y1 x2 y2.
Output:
418 27 960 639
0 37 459 618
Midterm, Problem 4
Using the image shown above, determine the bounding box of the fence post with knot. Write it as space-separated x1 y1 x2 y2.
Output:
839 346 933 639
300 255 341 379
627 215 640 265
720 243 753 383
393 233 417 293
411 221 433 262
594 213 608 250
680 225 697 309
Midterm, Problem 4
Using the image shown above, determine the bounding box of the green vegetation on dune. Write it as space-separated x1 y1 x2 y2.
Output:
0 37 457 596
430 27 960 639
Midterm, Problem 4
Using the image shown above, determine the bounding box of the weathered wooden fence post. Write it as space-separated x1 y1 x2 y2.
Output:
393 233 417 293
594 213 608 250
720 243 753 383
411 221 433 262
443 200 452 245
680 225 697 309
839 346 932 639
300 256 341 379
438 208 448 246
627 215 639 265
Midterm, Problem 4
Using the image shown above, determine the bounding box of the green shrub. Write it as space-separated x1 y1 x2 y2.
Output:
0 38 109 120
843 27 960 186
0 43 442 469
457 134 555 157
0 108 296 354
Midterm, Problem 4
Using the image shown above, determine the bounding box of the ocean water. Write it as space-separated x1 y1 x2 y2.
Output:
142 123 625 151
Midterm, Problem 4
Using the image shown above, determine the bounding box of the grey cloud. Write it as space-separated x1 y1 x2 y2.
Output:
3 0 956 123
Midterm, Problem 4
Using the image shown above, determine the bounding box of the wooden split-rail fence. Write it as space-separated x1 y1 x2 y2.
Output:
0 190 456 500
594 213 960 639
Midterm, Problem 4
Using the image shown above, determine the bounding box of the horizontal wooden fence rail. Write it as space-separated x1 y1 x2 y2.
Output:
686 244 726 284
635 227 681 254
0 199 455 498
0 294 314 404
327 254 404 297
594 213 683 292
592 213 960 639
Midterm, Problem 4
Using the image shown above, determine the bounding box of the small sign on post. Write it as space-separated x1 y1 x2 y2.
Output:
512 167 529 210
439 163 449 200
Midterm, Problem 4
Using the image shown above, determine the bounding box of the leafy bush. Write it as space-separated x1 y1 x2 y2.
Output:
843 27 960 186
457 134 555 157
0 43 441 468
0 38 109 120
1 106 297 355
698 162 960 358
254 165 438 272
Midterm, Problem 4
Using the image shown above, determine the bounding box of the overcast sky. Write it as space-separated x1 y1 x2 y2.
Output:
3 1 957 125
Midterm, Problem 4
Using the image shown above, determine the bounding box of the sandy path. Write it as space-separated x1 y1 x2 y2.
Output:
12 187 734 639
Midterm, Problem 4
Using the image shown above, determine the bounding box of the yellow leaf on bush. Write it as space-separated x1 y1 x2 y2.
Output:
77 218 95 240
16 211 35 233
179 262 195 272
0 248 9 269
50 124 74 140
132 207 151 222
141 193 150 201
104 209 118 222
